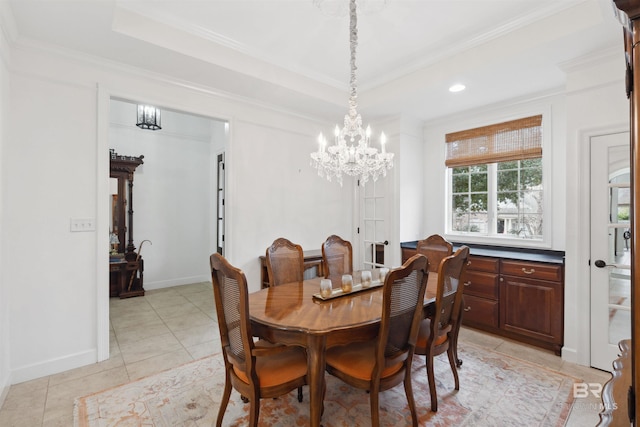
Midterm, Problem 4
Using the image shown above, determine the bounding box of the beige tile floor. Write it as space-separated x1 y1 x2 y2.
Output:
0 281 614 426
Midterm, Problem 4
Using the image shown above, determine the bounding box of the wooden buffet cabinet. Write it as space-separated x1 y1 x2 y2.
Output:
402 243 564 355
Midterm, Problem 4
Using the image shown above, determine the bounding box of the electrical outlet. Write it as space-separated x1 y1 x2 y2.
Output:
70 218 96 232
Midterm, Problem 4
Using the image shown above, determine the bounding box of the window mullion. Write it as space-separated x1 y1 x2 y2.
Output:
488 163 497 235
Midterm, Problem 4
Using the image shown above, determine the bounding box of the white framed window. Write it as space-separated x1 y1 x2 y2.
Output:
445 114 548 246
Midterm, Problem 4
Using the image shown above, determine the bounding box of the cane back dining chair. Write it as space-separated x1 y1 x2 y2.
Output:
266 238 304 287
322 234 353 280
414 245 470 412
415 234 463 367
324 254 430 427
210 253 308 427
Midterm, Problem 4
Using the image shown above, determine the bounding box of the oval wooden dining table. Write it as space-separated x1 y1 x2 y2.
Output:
249 270 437 427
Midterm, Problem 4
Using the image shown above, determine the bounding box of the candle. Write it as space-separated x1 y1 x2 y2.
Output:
380 132 387 154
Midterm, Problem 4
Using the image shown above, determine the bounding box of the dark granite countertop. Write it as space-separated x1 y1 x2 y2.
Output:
401 241 565 264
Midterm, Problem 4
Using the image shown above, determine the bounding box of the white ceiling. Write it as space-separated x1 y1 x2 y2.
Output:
6 0 625 122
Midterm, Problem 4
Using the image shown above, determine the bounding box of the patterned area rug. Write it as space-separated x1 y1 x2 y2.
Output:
74 343 576 426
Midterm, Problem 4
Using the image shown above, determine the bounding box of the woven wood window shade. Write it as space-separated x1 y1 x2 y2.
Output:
445 115 542 168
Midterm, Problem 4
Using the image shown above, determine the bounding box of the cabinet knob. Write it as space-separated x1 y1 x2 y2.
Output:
521 268 535 275
464 281 470 287
463 306 471 312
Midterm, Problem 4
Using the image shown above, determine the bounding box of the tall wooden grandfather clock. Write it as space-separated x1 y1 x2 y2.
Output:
109 149 145 298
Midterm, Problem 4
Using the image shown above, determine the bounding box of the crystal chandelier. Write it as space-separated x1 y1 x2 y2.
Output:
310 0 393 186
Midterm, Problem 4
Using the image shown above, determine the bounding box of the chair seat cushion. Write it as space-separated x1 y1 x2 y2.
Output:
325 340 403 381
233 344 307 388
416 318 448 348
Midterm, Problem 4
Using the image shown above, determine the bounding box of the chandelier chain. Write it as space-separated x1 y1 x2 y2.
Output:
310 0 394 186
349 0 358 120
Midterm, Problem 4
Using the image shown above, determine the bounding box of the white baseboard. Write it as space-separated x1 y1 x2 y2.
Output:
561 346 580 365
10 349 97 384
0 371 11 409
144 275 210 290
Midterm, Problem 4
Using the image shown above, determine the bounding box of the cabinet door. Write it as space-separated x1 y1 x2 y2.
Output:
500 275 563 344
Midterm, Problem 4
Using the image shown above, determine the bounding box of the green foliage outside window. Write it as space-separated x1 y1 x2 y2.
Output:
451 159 543 239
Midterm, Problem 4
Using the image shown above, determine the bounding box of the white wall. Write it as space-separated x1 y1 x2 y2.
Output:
4 40 351 383
230 119 353 286
397 117 426 244
6 69 100 382
0 2 11 404
109 100 224 290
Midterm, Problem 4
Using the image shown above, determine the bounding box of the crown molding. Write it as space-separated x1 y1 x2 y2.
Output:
558 45 623 74
362 1 585 91
113 2 345 90
423 87 564 128
11 36 330 125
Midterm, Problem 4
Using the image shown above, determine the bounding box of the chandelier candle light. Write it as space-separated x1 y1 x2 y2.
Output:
310 0 393 186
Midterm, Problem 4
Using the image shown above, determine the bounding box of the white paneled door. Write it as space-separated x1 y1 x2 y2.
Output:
359 179 389 270
590 132 631 371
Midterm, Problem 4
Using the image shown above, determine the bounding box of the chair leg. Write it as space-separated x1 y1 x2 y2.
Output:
426 354 438 412
404 370 419 427
453 326 463 367
216 375 232 427
370 383 381 427
454 307 463 367
447 346 460 390
248 390 260 427
321 378 326 416
297 386 303 402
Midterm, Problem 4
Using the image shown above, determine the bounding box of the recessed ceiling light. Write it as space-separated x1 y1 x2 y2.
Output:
449 84 466 93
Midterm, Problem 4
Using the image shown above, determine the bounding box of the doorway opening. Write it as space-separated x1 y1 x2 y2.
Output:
103 97 228 358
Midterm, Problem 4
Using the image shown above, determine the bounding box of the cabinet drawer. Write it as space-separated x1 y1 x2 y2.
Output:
501 260 562 282
461 294 499 328
462 270 499 299
466 256 499 273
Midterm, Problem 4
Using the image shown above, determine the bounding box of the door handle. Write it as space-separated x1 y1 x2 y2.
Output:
594 259 609 268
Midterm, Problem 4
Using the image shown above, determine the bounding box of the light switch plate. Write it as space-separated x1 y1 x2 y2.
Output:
70 218 95 232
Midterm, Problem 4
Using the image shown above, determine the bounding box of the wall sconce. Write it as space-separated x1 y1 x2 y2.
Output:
136 105 162 130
